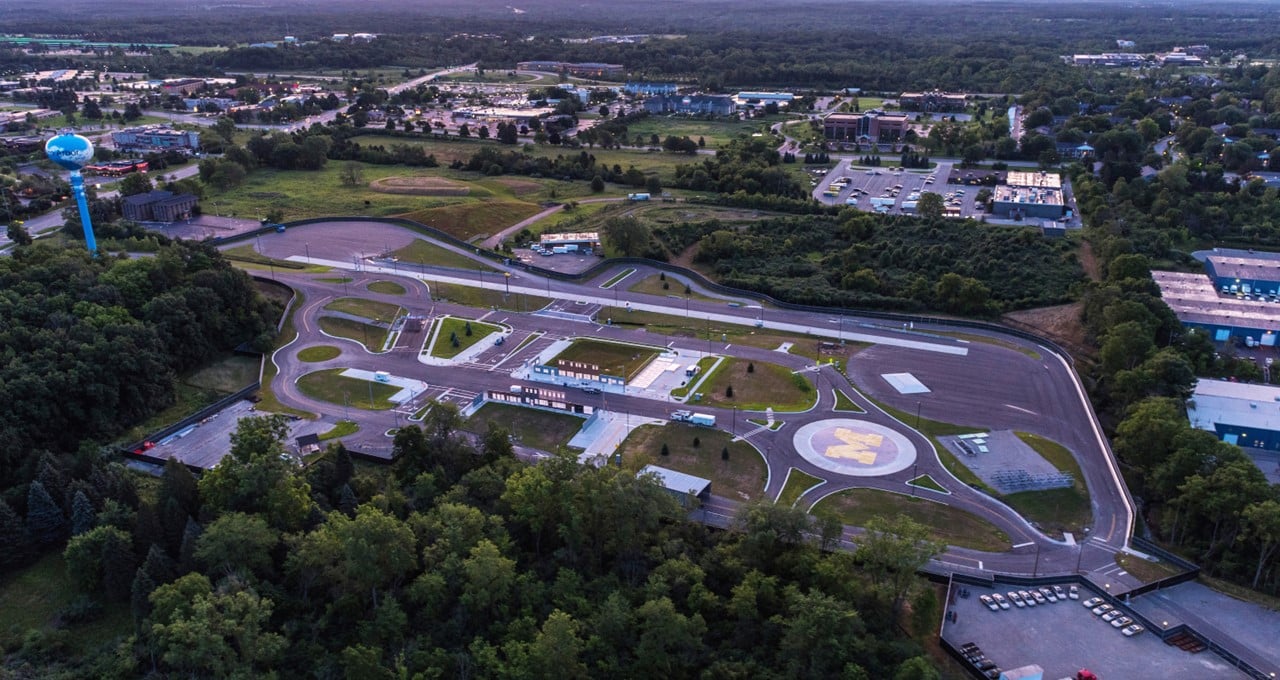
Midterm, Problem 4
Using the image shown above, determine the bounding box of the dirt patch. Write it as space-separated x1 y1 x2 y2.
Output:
491 178 543 195
369 176 471 196
1003 302 1091 355
1079 240 1101 281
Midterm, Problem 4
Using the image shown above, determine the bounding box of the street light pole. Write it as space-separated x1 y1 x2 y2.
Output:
305 241 310 265
915 401 922 429
504 272 511 297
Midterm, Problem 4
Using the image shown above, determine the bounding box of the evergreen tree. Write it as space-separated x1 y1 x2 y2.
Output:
333 444 354 488
101 527 138 602
160 457 200 518
130 567 156 632
591 175 605 192
35 455 69 510
70 490 96 536
661 443 670 456
726 385 735 398
465 321 473 337
693 437 701 448
26 480 67 545
142 543 177 585
132 502 165 557
722 446 730 461
177 516 203 575
747 362 755 374
337 484 358 517
0 498 31 570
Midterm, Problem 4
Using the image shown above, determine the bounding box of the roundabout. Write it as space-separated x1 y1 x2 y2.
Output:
791 418 917 477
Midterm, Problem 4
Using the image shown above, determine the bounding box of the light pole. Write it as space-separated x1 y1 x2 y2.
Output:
915 401 922 429
1075 544 1085 574
304 241 310 264
911 463 918 495
367 376 375 409
504 272 511 297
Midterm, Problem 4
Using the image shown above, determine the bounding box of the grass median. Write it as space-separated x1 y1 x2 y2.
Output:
812 488 1010 552
297 369 400 410
427 316 502 359
777 468 824 508
620 423 767 502
464 402 586 453
698 358 815 412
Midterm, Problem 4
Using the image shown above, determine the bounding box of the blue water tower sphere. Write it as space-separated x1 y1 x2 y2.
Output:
45 133 95 171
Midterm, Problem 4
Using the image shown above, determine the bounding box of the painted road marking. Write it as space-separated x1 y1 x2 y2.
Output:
1012 541 1035 549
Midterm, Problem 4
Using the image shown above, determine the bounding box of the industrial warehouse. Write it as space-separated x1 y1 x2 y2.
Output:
1154 249 1280 345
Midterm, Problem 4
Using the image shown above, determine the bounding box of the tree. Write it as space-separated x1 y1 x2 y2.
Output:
70 490 96 536
465 321 473 337
118 172 153 197
602 216 651 257
6 222 32 246
591 175 605 193
195 512 280 579
916 192 944 220
661 442 670 456
0 499 31 571
339 161 365 187
721 446 730 461
693 436 701 448
149 573 285 677
747 362 755 373
519 609 589 679
854 515 944 615
726 385 735 398
64 525 135 601
26 480 67 545
1242 500 1280 590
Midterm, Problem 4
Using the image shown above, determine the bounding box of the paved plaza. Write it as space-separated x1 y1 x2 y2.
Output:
791 418 917 476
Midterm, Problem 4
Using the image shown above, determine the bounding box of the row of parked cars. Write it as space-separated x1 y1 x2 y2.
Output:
1081 597 1145 637
957 642 1002 679
980 584 1079 611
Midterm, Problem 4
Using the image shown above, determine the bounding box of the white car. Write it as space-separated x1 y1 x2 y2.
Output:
1053 585 1067 600
1030 590 1047 605
1008 591 1026 608
1121 624 1145 637
1068 585 1080 600
1093 604 1114 616
992 593 1010 610
1019 590 1037 607
1039 587 1057 603
1102 610 1123 622
1110 616 1134 629
1082 597 1103 608
980 594 1000 612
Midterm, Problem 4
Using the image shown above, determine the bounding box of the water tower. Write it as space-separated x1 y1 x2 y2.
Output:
44 132 98 254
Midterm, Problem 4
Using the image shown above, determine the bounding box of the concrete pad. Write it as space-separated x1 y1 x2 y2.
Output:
883 372 930 394
791 418 916 476
340 368 428 404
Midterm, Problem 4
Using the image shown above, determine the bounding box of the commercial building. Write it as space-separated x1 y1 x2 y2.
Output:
84 159 149 176
160 78 205 96
734 91 795 108
822 110 909 142
539 232 600 251
899 90 967 112
111 126 200 153
623 82 678 95
643 94 733 116
640 465 711 507
1203 250 1280 294
990 171 1066 219
1071 53 1145 67
1151 270 1280 344
1187 379 1280 450
122 190 198 222
516 61 625 79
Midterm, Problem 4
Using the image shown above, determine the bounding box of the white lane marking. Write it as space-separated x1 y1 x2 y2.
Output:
1012 541 1036 549
1005 404 1037 415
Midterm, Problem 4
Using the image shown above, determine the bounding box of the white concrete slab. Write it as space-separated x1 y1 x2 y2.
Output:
882 372 931 394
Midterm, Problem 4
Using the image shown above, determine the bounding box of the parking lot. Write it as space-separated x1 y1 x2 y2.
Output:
942 583 1248 679
812 159 990 219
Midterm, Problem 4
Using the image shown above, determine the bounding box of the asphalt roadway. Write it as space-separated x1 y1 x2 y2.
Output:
236 218 1141 593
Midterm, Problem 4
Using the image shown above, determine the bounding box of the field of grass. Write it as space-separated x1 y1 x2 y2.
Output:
222 244 317 272
254 285 316 419
428 316 502 359
464 402 585 453
397 200 544 241
318 420 359 441
323 297 404 322
671 356 718 399
1003 432 1092 538
833 389 864 412
624 115 777 148
297 369 400 410
181 353 260 393
813 488 1010 552
1118 552 1187 584
777 468 825 507
367 280 406 295
392 238 497 271
698 358 815 411
626 273 719 302
297 345 341 362
318 316 388 352
551 339 662 381
430 281 550 313
908 474 947 493
621 423 767 502
0 552 132 657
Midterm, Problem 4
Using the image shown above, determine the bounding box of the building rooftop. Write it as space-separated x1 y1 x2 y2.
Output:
1152 270 1280 330
640 465 711 496
992 184 1063 206
1188 378 1280 435
1006 171 1062 189
541 232 599 242
1207 254 1280 284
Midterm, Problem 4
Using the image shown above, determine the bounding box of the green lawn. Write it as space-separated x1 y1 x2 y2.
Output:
621 423 767 502
297 345 341 362
318 316 388 352
908 474 947 493
777 468 825 508
318 420 360 441
1003 432 1092 538
323 297 404 322
698 358 815 412
626 273 719 302
0 552 132 657
392 238 497 271
427 316 502 359
397 200 544 241
296 369 400 410
429 281 550 313
464 402 586 453
254 285 317 419
812 488 1010 552
367 280 407 295
624 115 779 149
833 389 864 413
222 244 316 271
671 356 718 399
550 339 662 381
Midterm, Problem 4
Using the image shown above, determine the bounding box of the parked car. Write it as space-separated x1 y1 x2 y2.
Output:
1082 597 1103 608
1102 610 1123 622
1092 604 1114 616
1039 587 1057 603
1019 590 1037 606
992 593 1010 610
1030 590 1047 605
1110 616 1134 628
581 386 602 395
1008 592 1025 608
1053 585 1067 600
1068 585 1080 600
980 595 999 612
1121 624 1145 637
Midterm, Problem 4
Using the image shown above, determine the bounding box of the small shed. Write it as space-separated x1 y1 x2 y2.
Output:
295 433 321 456
640 465 711 507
